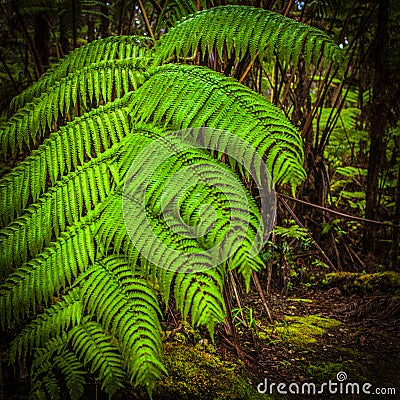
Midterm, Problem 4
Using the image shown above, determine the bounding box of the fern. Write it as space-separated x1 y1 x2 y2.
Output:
128 63 306 188
79 257 166 388
0 5 344 398
154 5 343 69
69 320 126 395
156 0 210 30
30 335 68 400
1 58 147 155
10 35 152 112
54 349 87 400
0 98 132 227
10 288 82 362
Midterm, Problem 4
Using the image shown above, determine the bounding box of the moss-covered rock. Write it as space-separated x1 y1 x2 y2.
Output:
148 343 267 400
321 271 400 294
268 314 341 346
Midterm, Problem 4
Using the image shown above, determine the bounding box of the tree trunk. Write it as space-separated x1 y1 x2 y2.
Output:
34 14 49 69
363 0 389 254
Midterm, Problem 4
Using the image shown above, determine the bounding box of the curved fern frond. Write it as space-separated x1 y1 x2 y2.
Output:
1 59 146 156
128 63 306 188
0 217 95 325
79 256 166 390
154 5 343 69
70 320 126 396
53 349 86 400
121 129 265 277
30 335 68 400
174 266 225 337
31 370 60 400
0 155 118 270
10 288 82 363
156 0 208 29
0 97 132 227
10 35 152 112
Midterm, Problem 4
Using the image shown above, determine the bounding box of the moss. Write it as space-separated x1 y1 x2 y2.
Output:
307 361 346 380
287 298 313 303
322 271 400 294
147 343 267 400
268 314 341 346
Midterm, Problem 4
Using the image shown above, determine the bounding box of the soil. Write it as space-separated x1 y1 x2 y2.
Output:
210 281 400 399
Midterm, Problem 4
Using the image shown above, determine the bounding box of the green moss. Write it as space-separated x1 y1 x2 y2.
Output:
148 343 267 400
306 361 363 381
322 271 400 294
287 298 313 303
268 314 341 346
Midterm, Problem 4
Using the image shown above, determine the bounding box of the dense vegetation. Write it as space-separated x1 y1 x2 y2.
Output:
0 1 399 399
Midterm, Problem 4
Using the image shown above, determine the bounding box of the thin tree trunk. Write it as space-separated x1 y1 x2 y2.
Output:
34 14 50 69
391 147 400 270
363 0 389 254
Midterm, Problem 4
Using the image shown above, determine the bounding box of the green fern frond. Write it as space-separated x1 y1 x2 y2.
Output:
31 370 61 400
157 0 208 29
174 266 226 337
128 64 306 188
54 349 86 400
10 35 152 112
0 217 95 325
154 5 343 69
30 335 68 400
70 320 126 396
0 156 118 270
0 97 132 227
10 288 82 363
1 59 147 156
79 256 166 390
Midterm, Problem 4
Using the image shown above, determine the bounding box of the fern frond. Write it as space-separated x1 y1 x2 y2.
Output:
1 59 146 156
128 64 306 188
70 320 126 396
10 35 152 112
174 266 226 337
0 155 118 271
10 288 82 363
156 0 204 29
31 370 61 400
0 97 132 227
0 216 95 325
154 5 343 69
54 349 86 400
30 335 68 400
79 256 166 390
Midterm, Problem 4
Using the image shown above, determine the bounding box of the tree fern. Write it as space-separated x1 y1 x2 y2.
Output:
0 99 132 226
0 5 344 398
78 257 166 388
1 58 147 155
128 63 306 188
154 5 343 69
10 35 152 112
10 288 82 362
53 349 87 400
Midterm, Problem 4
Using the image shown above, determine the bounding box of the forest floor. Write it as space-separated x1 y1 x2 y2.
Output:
150 271 400 400
2 272 399 400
